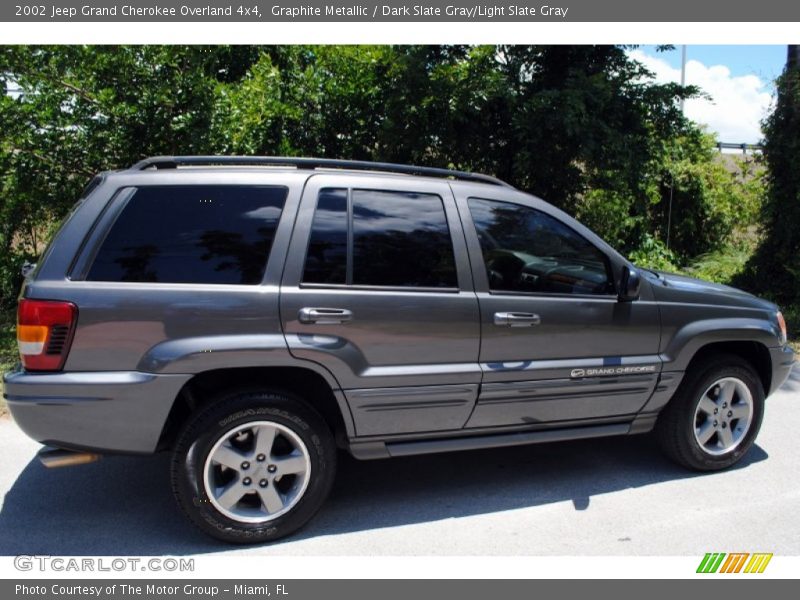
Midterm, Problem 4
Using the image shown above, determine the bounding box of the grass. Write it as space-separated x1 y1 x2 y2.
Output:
682 234 800 353
682 227 759 286
683 245 752 285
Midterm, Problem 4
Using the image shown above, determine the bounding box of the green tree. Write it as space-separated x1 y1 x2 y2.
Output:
746 47 800 304
0 46 260 306
1 44 748 308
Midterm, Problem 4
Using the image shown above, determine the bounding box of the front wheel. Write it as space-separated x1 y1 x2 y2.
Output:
170 389 337 544
656 355 765 471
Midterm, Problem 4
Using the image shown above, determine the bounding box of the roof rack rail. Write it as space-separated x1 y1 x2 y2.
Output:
129 156 513 188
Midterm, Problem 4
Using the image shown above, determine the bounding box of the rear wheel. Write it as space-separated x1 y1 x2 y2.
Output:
656 355 764 471
170 389 336 544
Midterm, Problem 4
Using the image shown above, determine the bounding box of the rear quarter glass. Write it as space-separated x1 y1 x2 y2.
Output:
84 185 288 285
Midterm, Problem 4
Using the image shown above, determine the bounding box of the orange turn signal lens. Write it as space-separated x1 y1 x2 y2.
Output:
17 324 48 344
777 311 788 345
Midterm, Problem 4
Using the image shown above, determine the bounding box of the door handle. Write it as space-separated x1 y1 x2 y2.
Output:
298 307 353 325
493 312 541 327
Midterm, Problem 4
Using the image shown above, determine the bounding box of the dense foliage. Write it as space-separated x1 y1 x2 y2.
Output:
0 45 767 309
744 57 800 306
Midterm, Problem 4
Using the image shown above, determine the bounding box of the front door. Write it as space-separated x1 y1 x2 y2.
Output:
280 174 481 437
454 191 662 429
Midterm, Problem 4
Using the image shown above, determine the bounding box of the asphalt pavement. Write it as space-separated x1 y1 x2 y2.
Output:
1 366 798 556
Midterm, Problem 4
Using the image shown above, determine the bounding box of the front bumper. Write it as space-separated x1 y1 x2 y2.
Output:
3 368 191 454
769 345 796 396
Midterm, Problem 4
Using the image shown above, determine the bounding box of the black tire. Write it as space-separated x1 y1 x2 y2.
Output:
170 388 336 544
656 354 765 471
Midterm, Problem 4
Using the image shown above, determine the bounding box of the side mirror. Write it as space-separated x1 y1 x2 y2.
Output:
618 266 641 302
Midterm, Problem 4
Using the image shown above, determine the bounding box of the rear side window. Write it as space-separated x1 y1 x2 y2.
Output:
302 188 458 289
87 185 287 285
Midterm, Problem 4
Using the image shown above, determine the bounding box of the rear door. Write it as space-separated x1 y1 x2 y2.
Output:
280 174 481 437
453 188 662 429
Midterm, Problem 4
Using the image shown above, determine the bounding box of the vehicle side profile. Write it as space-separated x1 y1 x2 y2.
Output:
3 156 794 543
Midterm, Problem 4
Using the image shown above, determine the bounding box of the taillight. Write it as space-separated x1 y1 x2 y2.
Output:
17 299 77 371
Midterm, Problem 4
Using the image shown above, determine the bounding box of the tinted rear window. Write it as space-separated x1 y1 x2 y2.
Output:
87 185 287 285
302 188 458 289
351 190 457 288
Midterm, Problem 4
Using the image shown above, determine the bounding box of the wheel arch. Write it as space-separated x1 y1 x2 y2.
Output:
683 341 772 397
661 318 777 393
156 366 354 451
641 337 773 418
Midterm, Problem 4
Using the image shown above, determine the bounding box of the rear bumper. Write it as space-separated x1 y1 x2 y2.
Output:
769 345 795 396
3 368 191 454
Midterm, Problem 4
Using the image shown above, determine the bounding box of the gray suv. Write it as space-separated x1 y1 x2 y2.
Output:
4 156 794 543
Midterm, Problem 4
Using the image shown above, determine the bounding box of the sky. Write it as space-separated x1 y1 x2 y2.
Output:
630 45 788 144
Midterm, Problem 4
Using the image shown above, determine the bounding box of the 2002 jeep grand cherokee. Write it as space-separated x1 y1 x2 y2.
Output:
3 156 794 543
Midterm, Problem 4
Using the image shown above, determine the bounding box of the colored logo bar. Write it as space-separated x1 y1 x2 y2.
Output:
697 553 773 573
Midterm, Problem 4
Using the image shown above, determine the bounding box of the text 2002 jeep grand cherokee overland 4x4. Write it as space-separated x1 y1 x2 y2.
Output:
3 156 794 543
